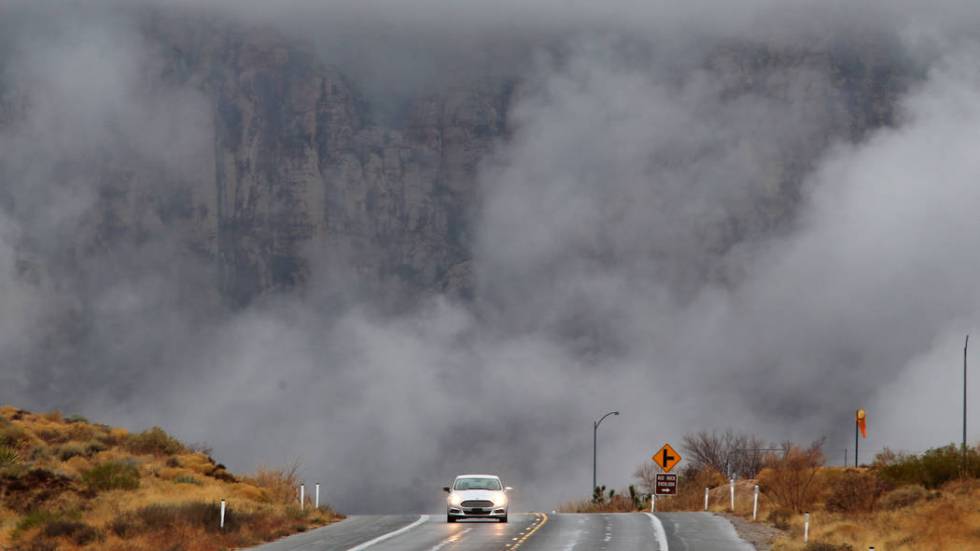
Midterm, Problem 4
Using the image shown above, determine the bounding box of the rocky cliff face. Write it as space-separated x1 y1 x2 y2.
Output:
136 17 512 306
0 14 905 309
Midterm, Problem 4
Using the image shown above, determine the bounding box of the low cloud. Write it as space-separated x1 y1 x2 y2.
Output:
0 1 978 513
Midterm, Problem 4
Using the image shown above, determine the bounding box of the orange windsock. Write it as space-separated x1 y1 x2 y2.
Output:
856 409 867 439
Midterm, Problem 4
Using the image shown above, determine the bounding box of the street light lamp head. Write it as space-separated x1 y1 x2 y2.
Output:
613 411 620 416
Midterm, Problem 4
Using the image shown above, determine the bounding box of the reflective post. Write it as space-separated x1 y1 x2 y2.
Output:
729 479 735 511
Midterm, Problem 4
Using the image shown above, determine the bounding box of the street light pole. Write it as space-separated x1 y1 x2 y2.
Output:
593 411 620 496
964 335 969 476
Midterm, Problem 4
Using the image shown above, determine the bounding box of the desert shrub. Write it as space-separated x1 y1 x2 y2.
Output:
208 464 238 483
0 445 19 467
115 502 245 534
42 411 63 423
166 457 181 468
16 510 62 533
10 539 57 551
27 446 50 462
42 520 101 545
879 484 932 510
83 439 107 455
173 475 201 485
35 429 68 445
250 464 302 505
64 414 88 424
66 424 96 442
768 509 792 530
0 425 29 448
126 427 185 456
758 441 825 513
56 443 87 461
824 470 887 513
803 544 853 551
878 445 980 488
82 461 140 491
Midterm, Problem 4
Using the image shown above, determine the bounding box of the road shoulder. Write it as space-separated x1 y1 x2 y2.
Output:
717 513 784 551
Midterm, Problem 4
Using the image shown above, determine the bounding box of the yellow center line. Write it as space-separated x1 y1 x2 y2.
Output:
507 512 549 550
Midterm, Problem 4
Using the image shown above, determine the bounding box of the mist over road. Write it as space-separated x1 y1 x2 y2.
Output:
248 512 752 551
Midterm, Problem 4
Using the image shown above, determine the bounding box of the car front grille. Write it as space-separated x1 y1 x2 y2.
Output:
461 500 494 508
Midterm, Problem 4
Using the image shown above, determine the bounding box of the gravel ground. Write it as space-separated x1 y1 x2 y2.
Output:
718 513 785 551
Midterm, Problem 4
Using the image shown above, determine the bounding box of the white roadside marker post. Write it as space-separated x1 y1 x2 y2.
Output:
752 485 759 521
220 499 226 530
651 493 656 512
804 513 810 543
729 479 735 512
703 487 709 511
300 484 305 510
316 483 321 509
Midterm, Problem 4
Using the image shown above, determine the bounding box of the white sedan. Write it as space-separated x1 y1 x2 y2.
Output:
443 474 512 523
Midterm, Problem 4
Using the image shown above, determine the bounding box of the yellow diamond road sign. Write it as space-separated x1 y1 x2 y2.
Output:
652 443 682 473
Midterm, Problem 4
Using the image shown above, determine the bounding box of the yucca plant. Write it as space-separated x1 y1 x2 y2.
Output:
0 445 19 468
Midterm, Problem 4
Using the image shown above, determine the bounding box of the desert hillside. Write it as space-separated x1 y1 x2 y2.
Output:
0 405 339 551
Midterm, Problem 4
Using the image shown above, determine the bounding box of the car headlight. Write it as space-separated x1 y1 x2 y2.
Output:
448 494 462 506
494 493 508 506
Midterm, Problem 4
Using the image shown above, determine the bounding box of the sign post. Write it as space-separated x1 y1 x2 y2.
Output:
652 442 682 498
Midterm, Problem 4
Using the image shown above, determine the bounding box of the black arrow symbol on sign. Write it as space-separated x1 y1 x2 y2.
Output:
662 449 676 467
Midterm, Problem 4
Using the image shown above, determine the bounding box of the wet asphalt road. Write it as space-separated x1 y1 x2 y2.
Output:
247 512 754 551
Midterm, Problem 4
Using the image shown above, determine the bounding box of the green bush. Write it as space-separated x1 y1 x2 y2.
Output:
878 445 980 489
82 461 140 491
126 427 185 456
64 414 89 424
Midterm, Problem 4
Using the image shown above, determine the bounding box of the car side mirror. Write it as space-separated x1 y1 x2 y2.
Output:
443 486 451 493
505 486 513 491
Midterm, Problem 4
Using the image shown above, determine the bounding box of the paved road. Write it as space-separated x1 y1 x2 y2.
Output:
248 512 754 550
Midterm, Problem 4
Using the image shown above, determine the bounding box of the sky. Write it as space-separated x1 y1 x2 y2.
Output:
0 0 979 512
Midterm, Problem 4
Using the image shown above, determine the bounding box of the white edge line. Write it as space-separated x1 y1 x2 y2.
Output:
345 514 430 551
645 513 669 551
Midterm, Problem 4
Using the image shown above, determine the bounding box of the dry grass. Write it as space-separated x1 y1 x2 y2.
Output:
772 479 980 550
0 405 343 550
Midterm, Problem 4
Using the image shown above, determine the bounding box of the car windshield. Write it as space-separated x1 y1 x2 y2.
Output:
454 477 502 491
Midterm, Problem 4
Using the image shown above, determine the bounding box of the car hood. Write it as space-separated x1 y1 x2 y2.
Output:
452 490 505 501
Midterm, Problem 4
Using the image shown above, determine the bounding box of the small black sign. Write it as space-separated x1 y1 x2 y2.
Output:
655 473 677 495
